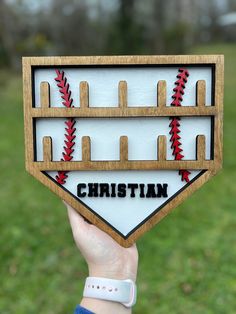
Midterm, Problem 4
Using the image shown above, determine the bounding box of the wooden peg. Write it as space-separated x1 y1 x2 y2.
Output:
120 136 128 161
196 135 206 161
82 136 91 161
196 80 206 107
119 81 127 108
80 81 89 108
157 135 166 161
43 136 52 162
157 80 166 108
40 82 50 108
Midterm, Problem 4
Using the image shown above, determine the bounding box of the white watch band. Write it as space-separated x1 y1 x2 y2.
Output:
83 277 137 308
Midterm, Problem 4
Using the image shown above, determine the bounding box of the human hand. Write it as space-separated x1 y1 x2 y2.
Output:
66 202 138 313
66 202 138 282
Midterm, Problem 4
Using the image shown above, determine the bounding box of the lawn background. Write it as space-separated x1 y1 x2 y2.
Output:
0 44 236 313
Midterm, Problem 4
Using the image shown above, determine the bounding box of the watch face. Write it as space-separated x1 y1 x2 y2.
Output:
23 55 223 247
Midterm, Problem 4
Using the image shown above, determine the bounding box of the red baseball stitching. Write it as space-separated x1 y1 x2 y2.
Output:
54 68 190 184
169 68 191 183
55 69 73 108
54 70 76 185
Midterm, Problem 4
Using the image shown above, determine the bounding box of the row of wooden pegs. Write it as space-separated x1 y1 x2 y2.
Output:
40 80 207 108
42 134 206 163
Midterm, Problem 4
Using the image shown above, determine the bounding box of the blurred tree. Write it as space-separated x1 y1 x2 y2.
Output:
106 0 145 54
151 0 167 54
0 0 21 68
0 0 51 69
207 1 224 41
152 0 197 54
228 0 236 11
0 0 231 70
39 0 109 55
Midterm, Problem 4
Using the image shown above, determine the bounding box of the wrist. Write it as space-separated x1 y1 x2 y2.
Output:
81 277 136 313
81 297 132 314
88 263 137 282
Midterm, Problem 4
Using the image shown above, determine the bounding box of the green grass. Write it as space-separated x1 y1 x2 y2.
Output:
1 44 236 313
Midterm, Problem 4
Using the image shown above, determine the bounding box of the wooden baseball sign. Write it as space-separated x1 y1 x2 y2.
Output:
23 55 224 247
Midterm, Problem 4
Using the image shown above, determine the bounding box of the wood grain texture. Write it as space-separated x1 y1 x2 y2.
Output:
157 135 167 161
196 80 206 107
196 135 206 161
23 57 34 165
80 81 89 108
32 159 215 171
157 80 166 108
120 136 128 161
119 81 127 108
31 106 217 118
23 55 223 66
40 82 50 108
82 136 91 161
22 54 224 247
214 56 224 172
26 166 215 247
43 136 52 162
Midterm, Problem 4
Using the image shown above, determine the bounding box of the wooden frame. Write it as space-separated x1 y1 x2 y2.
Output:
22 55 224 247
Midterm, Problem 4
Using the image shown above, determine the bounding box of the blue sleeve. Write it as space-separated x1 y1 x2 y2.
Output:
74 305 95 314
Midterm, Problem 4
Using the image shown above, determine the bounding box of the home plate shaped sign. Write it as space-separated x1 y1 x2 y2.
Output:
23 56 224 247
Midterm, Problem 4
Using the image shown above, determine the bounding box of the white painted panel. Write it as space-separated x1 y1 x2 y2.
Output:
34 66 212 108
35 117 212 162
47 170 201 236
31 64 215 239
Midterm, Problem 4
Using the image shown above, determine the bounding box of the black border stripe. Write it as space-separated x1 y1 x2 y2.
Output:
43 170 206 240
34 64 213 240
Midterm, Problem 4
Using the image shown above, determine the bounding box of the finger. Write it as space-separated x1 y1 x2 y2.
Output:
64 201 89 242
